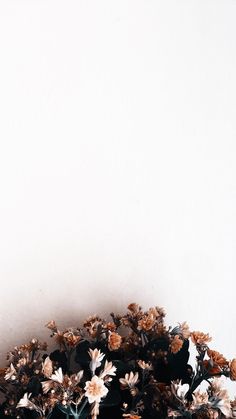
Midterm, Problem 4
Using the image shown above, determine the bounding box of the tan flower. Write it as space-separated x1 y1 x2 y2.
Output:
45 320 57 331
138 314 155 331
207 350 228 368
42 356 53 378
108 332 122 351
179 322 190 339
191 331 212 346
85 375 108 404
106 322 117 332
63 331 81 347
127 303 140 313
137 360 153 370
119 371 139 389
170 335 183 354
123 415 141 419
230 359 236 380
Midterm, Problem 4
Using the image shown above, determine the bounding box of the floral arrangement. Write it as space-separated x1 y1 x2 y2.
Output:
0 303 236 419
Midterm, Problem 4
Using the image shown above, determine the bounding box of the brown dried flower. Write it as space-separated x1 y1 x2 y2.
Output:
230 359 236 381
170 335 183 354
138 314 155 331
207 349 228 368
108 332 122 351
191 331 212 346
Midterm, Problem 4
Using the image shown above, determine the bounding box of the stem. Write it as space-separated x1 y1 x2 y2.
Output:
77 398 88 417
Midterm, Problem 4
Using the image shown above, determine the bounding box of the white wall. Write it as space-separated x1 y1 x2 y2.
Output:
0 0 236 394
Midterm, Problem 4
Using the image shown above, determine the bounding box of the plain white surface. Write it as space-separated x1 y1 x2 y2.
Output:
0 0 236 394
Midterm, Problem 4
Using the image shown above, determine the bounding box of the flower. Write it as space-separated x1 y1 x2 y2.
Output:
4 363 16 381
209 378 232 417
191 331 212 346
85 375 108 404
63 330 81 347
127 303 140 313
123 415 141 419
138 313 155 331
120 371 139 388
179 322 190 339
16 393 33 409
89 348 105 375
207 350 228 368
50 367 64 384
45 320 57 331
137 360 153 370
108 332 122 351
42 356 53 378
192 390 209 408
230 359 236 381
171 381 189 399
170 335 183 354
99 360 116 381
16 393 40 412
41 380 54 393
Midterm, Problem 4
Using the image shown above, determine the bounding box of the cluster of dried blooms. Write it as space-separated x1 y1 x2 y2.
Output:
0 303 236 418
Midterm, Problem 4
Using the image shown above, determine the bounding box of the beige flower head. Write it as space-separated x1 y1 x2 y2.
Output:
230 359 236 381
191 331 212 346
108 332 122 351
137 360 153 370
119 371 139 389
99 360 117 381
179 322 191 339
4 363 17 381
42 356 53 378
89 348 105 375
45 320 57 331
85 375 108 404
170 335 183 354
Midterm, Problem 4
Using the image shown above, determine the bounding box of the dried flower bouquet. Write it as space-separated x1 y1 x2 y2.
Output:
0 303 236 418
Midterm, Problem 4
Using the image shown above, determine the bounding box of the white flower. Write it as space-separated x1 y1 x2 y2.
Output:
42 356 53 378
99 360 116 381
171 381 189 399
209 378 232 417
16 393 42 414
4 363 17 381
50 367 64 384
16 393 32 409
119 371 139 388
85 375 108 404
88 348 105 375
74 370 84 383
41 380 54 393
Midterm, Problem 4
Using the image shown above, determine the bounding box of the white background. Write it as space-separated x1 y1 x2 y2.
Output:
0 0 236 395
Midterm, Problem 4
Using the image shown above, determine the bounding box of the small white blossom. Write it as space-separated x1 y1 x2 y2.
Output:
85 375 108 404
119 371 139 388
171 381 189 399
4 363 17 381
50 367 64 384
99 360 117 381
88 348 105 375
42 356 53 378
